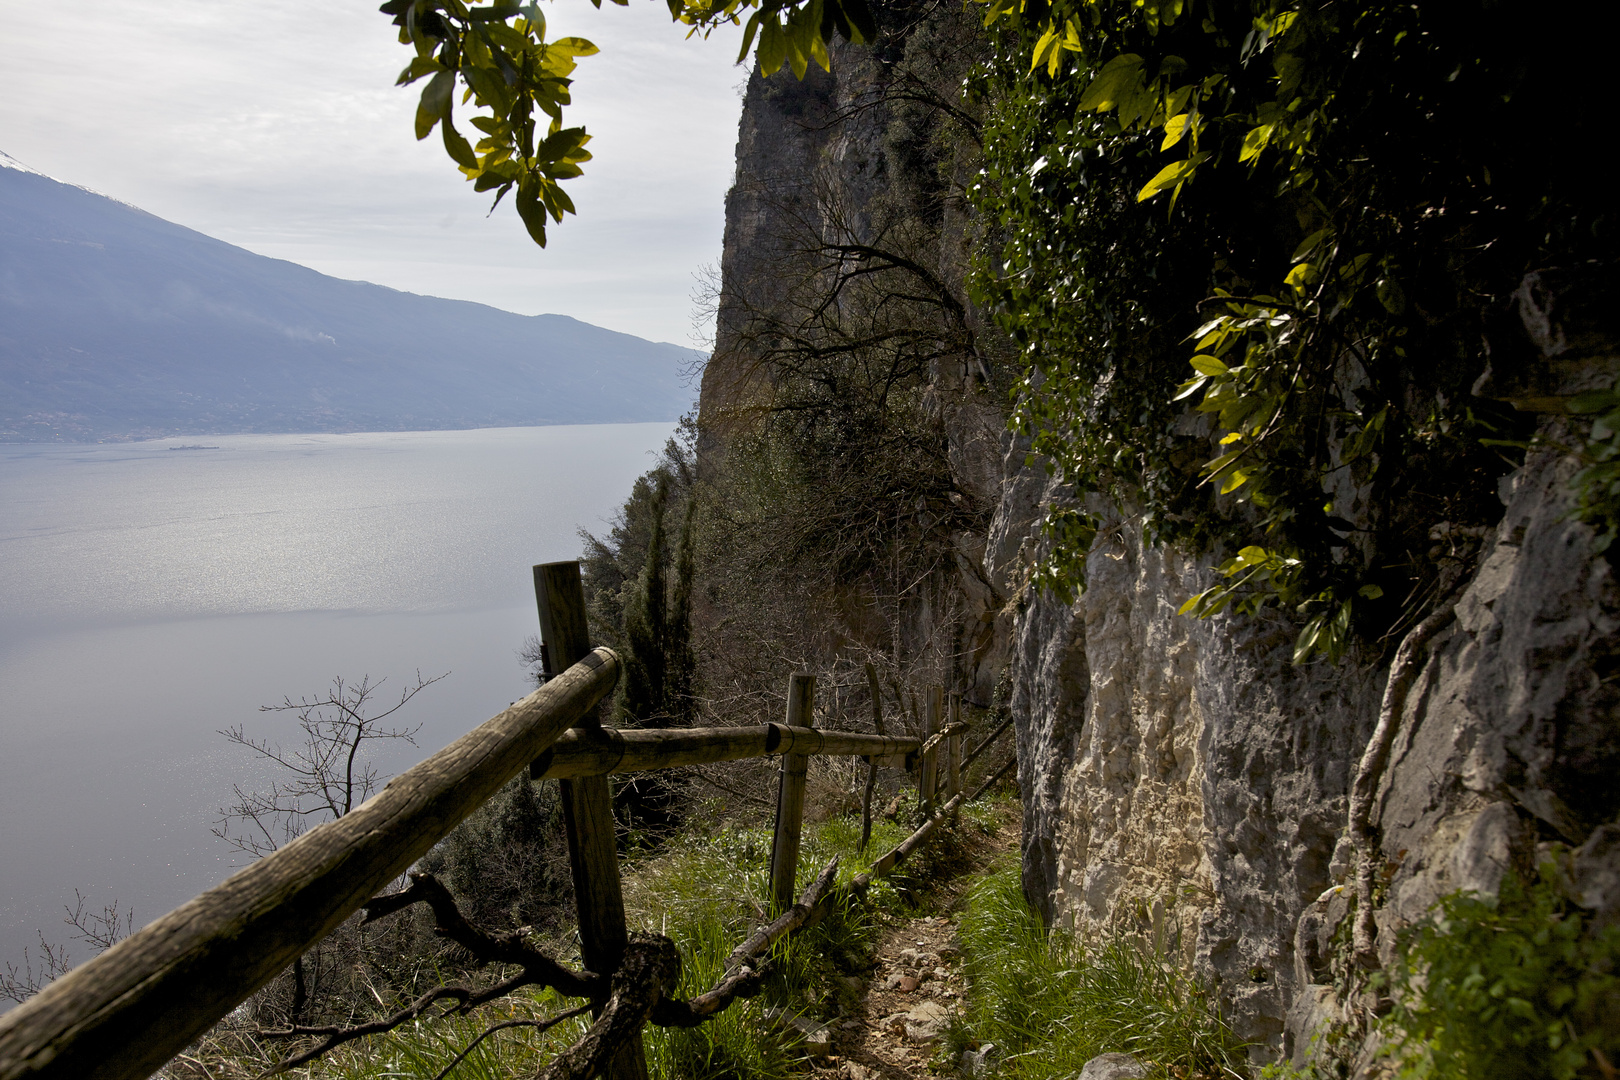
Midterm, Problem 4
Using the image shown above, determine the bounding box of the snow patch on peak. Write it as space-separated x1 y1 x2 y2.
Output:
0 151 54 179
0 151 151 214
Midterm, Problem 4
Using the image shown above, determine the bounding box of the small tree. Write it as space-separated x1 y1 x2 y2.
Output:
620 472 671 727
0 892 133 1005
214 670 445 1023
214 671 444 857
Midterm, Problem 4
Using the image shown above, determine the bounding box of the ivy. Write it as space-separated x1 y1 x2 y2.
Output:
1568 386 1620 553
964 0 1598 660
376 0 1604 662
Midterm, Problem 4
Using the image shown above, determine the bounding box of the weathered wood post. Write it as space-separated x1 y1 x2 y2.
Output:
946 692 963 802
533 561 647 1080
768 672 816 914
920 685 941 819
858 663 885 854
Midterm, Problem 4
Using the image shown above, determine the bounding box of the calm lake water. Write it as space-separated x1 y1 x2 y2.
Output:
0 424 673 981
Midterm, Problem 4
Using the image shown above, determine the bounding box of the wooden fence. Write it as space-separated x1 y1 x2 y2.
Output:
0 561 1013 1080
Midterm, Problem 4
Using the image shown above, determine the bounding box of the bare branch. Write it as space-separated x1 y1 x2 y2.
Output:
256 872 602 1075
725 857 839 973
361 873 600 999
427 1007 592 1080
1350 597 1459 966
535 937 681 1080
214 670 446 860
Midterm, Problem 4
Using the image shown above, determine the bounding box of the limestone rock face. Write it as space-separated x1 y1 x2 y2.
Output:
994 485 1380 1053
697 7 1013 701
990 280 1620 1062
705 4 1620 1069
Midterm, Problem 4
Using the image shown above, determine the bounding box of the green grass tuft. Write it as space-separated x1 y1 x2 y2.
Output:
954 859 1248 1080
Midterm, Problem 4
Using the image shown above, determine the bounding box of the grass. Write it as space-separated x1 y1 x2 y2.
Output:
622 798 933 1080
950 857 1249 1080
179 983 594 1079
174 786 1016 1080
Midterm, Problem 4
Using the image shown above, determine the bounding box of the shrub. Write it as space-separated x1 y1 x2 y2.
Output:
1378 863 1620 1080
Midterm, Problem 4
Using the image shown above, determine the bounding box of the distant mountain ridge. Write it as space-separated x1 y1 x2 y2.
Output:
0 153 700 441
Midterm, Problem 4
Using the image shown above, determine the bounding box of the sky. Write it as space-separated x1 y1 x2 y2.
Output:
1 0 748 345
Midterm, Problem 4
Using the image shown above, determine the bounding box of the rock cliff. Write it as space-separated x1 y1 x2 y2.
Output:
700 9 1620 1067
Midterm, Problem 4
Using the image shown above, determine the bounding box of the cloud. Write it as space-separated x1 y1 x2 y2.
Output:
1 0 745 344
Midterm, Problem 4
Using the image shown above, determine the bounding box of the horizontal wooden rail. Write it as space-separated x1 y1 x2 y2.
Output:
961 712 1012 775
530 724 919 780
850 793 966 896
0 648 622 1080
969 755 1018 803
917 721 969 759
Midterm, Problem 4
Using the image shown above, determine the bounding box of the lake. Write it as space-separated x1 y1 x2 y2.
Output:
0 424 674 983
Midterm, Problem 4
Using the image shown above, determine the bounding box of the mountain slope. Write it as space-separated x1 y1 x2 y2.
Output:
0 154 700 441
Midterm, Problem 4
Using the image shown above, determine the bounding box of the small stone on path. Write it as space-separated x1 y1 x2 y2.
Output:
1078 1052 1148 1080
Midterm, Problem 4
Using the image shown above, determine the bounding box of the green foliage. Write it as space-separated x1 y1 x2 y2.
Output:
580 436 698 722
273 987 592 1079
675 0 875 80
620 812 924 1080
642 910 801 1080
380 0 598 246
955 860 1247 1078
622 472 674 724
1377 864 1620 1080
378 0 1606 665
418 775 574 931
1568 386 1620 553
966 0 1600 659
380 0 882 245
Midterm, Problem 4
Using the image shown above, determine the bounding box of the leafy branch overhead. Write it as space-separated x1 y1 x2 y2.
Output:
381 0 599 246
382 0 876 244
382 0 1598 668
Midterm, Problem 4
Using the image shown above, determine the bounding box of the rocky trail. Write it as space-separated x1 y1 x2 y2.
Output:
787 804 1150 1080
800 811 1014 1080
831 913 975 1080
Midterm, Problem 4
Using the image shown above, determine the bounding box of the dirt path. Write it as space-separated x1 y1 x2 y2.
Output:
816 807 1018 1080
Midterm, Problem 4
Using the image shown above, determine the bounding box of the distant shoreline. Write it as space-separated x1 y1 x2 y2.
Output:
0 418 686 446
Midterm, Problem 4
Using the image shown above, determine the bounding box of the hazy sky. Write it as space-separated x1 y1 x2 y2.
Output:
2 0 747 345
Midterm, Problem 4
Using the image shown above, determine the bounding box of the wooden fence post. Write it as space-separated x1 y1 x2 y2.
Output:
857 663 885 854
768 673 816 914
921 686 941 819
946 692 963 802
534 561 647 1080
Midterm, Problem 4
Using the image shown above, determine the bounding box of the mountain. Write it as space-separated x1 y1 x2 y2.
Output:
0 153 700 441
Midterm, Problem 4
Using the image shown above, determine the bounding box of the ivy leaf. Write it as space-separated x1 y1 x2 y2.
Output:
1161 113 1191 151
1376 276 1407 314
1293 613 1326 665
1292 227 1332 263
1078 53 1145 113
1284 262 1319 290
1031 23 1061 74
416 69 455 140
1173 375 1209 401
1137 151 1208 202
441 114 479 168
1238 121 1275 163
513 182 550 247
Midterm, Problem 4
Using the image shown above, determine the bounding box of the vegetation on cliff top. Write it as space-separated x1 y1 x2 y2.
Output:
967 0 1605 661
